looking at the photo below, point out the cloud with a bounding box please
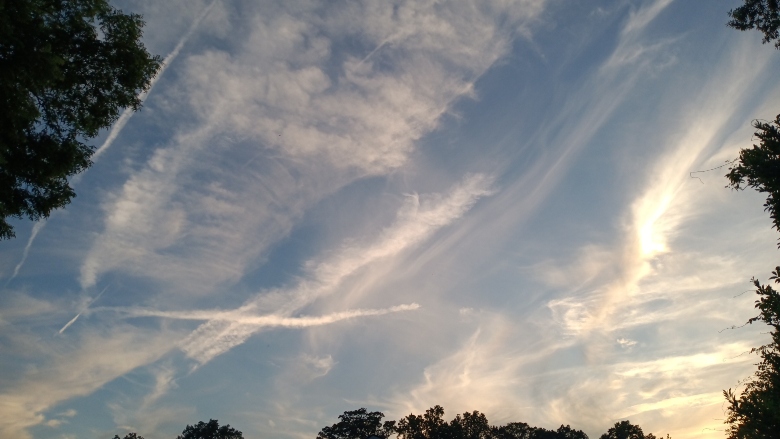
[603,0,678,71]
[91,0,220,162]
[377,10,780,439]
[6,220,45,284]
[0,325,179,439]
[178,174,494,365]
[78,0,543,295]
[102,303,420,328]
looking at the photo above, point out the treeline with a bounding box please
[113,407,667,439]
[317,407,666,439]
[721,1,780,438]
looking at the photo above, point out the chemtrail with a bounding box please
[91,0,218,161]
[6,220,45,285]
[8,1,219,280]
[58,285,109,334]
[91,303,421,327]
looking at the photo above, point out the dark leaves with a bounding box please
[0,0,161,238]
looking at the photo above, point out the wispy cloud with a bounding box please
[92,0,219,161]
[58,285,109,334]
[0,326,180,439]
[98,303,420,328]
[179,174,494,365]
[6,220,45,284]
[78,0,540,295]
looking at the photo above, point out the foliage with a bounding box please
[728,0,780,48]
[598,421,656,439]
[724,268,780,438]
[113,434,144,439]
[491,422,536,439]
[394,405,449,439]
[548,425,589,439]
[326,406,594,439]
[177,419,244,439]
[449,411,492,439]
[318,408,397,439]
[726,115,780,244]
[491,423,588,439]
[0,0,161,239]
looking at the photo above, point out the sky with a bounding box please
[2,1,780,438]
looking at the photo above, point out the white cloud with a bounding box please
[78,0,543,295]
[178,174,494,365]
[0,326,179,439]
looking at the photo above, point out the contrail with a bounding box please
[92,303,421,327]
[58,312,82,335]
[58,285,110,334]
[5,220,46,285]
[10,1,220,280]
[92,0,219,161]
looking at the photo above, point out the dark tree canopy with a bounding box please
[726,115,780,244]
[728,0,780,48]
[0,0,161,239]
[395,405,449,439]
[177,419,244,439]
[724,268,780,439]
[598,421,656,439]
[112,434,144,439]
[491,422,588,439]
[449,411,492,439]
[491,422,536,439]
[327,406,593,439]
[550,425,589,439]
[318,408,397,439]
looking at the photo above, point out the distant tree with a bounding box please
[728,0,780,48]
[112,434,144,439]
[0,0,161,239]
[177,419,244,439]
[320,406,594,439]
[726,114,780,244]
[598,421,656,439]
[395,405,450,439]
[723,267,780,438]
[491,422,535,439]
[449,410,492,439]
[318,408,397,439]
[553,425,589,439]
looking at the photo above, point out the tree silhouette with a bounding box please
[491,422,535,439]
[177,419,244,439]
[598,421,655,439]
[395,405,450,439]
[552,425,589,439]
[724,268,780,438]
[449,410,492,439]
[728,0,780,48]
[318,408,397,439]
[0,0,161,239]
[727,114,780,245]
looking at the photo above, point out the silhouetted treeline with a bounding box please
[317,407,667,439]
[112,410,668,439]
[723,2,780,439]
[114,419,243,439]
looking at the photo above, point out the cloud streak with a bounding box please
[178,174,494,365]
[92,0,218,161]
[96,303,420,327]
[6,220,45,284]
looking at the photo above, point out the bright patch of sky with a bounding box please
[1,1,779,438]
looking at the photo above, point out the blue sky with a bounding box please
[2,1,780,438]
